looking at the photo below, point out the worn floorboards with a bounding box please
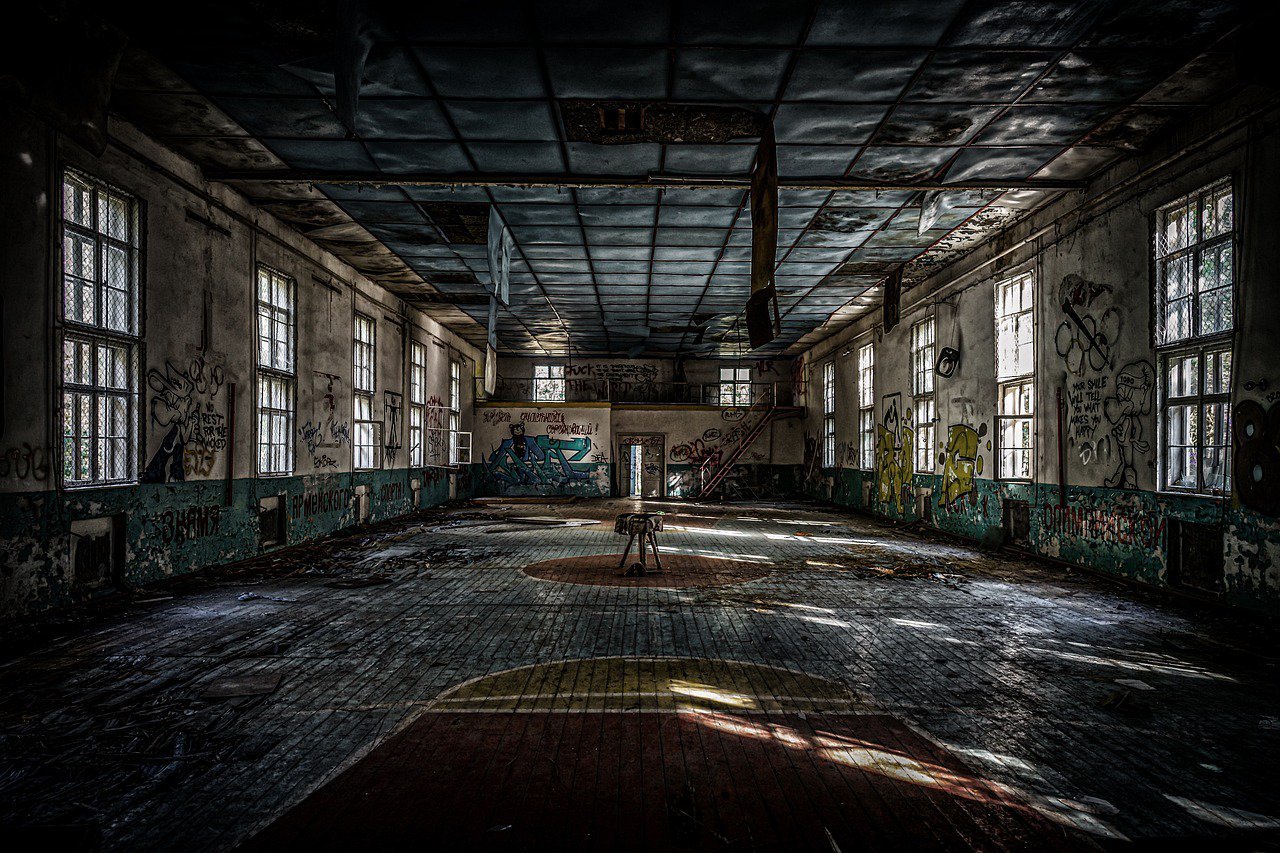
[0,499,1277,851]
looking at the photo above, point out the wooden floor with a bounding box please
[1,499,1277,851]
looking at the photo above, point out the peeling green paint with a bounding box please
[0,467,467,619]
[818,469,1278,613]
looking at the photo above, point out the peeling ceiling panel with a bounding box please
[101,0,1256,356]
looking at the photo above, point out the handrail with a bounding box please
[693,386,779,497]
[477,377,794,407]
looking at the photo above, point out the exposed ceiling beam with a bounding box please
[202,169,1087,192]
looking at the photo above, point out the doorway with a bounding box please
[618,435,664,498]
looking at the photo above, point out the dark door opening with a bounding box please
[619,435,664,498]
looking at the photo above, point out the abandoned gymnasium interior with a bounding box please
[2,1,1280,850]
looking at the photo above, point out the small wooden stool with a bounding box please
[614,512,664,576]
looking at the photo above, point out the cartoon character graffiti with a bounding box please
[142,355,225,483]
[1103,360,1154,489]
[485,422,593,488]
[939,423,986,508]
[874,395,915,513]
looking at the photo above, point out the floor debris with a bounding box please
[200,673,283,700]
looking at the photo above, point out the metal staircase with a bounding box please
[693,388,801,499]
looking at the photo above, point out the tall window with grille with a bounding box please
[858,342,875,469]
[995,272,1035,480]
[821,361,836,467]
[408,341,426,467]
[60,170,141,486]
[910,318,936,472]
[719,366,752,406]
[353,313,379,469]
[533,363,565,402]
[256,267,295,475]
[1156,179,1234,494]
[449,360,462,464]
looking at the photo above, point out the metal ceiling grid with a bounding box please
[103,0,1251,356]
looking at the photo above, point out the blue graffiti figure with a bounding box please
[486,423,591,487]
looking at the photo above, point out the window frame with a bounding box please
[448,360,462,465]
[719,366,752,407]
[353,312,380,470]
[1160,344,1232,495]
[821,360,836,468]
[1154,178,1235,348]
[533,363,565,403]
[1154,178,1237,497]
[910,317,936,473]
[408,340,426,467]
[995,271,1035,482]
[57,169,143,488]
[857,342,875,470]
[255,265,296,477]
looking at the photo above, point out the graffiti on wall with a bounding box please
[152,504,221,545]
[485,422,593,488]
[0,444,50,481]
[483,409,596,437]
[383,392,403,465]
[300,372,351,469]
[874,394,915,513]
[291,485,353,520]
[1102,360,1154,489]
[565,362,658,384]
[939,422,987,508]
[1066,375,1112,466]
[1054,274,1120,378]
[1041,503,1166,551]
[142,354,226,483]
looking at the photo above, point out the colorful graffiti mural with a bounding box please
[874,394,914,514]
[939,422,986,508]
[485,422,593,489]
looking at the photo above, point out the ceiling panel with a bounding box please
[105,0,1256,356]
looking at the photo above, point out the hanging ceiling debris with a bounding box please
[93,0,1256,357]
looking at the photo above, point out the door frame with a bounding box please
[617,433,665,498]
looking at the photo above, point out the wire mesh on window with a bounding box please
[257,268,295,374]
[61,171,138,339]
[62,332,135,486]
[1156,180,1234,345]
[257,374,293,475]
